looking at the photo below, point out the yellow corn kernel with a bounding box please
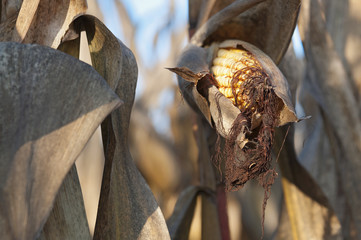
[211,65,235,77]
[218,87,249,109]
[217,49,257,67]
[218,49,244,59]
[218,87,240,98]
[214,75,241,88]
[213,57,248,70]
[218,87,236,105]
[212,48,261,110]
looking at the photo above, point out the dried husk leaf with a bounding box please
[344,0,361,105]
[274,126,342,240]
[190,0,300,64]
[0,42,121,240]
[13,0,87,48]
[190,0,267,46]
[276,42,343,239]
[195,117,223,239]
[169,44,212,125]
[64,15,170,239]
[0,13,17,42]
[57,37,80,59]
[0,0,22,23]
[187,0,205,36]
[38,166,91,240]
[174,40,297,140]
[170,45,241,137]
[298,0,361,237]
[12,0,40,42]
[167,186,212,239]
[216,40,298,126]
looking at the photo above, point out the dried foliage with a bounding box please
[170,38,297,237]
[289,0,361,239]
[0,42,120,239]
[0,1,168,239]
[1,0,361,239]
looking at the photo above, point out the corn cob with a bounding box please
[210,44,279,193]
[211,48,266,111]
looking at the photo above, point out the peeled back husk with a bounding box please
[170,39,298,191]
[172,39,297,138]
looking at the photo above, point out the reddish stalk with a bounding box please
[216,184,231,240]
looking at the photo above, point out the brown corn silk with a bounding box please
[171,39,297,238]
[211,44,282,192]
[172,40,297,191]
[211,44,284,237]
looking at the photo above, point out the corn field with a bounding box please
[0,0,360,239]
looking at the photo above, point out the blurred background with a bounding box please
[75,0,305,239]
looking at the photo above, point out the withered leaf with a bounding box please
[190,0,267,46]
[188,0,205,37]
[275,126,342,239]
[0,0,22,23]
[65,15,170,239]
[167,186,213,240]
[272,26,342,239]
[173,44,213,126]
[298,0,361,237]
[57,37,80,59]
[38,166,91,240]
[0,42,121,240]
[13,0,41,42]
[167,67,207,83]
[194,117,222,239]
[201,193,222,240]
[13,0,87,48]
[190,0,301,63]
[0,13,17,42]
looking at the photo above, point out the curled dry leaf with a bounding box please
[12,0,41,42]
[274,126,342,240]
[0,0,22,42]
[0,0,87,47]
[62,15,170,239]
[0,42,121,240]
[171,39,297,192]
[194,117,222,239]
[38,166,91,240]
[190,0,266,46]
[0,0,22,23]
[298,0,361,237]
[0,13,17,42]
[167,186,213,240]
[190,0,301,63]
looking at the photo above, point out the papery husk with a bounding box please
[173,39,297,141]
[215,40,298,126]
[176,0,301,238]
[171,38,299,239]
[172,39,297,192]
[189,0,301,64]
